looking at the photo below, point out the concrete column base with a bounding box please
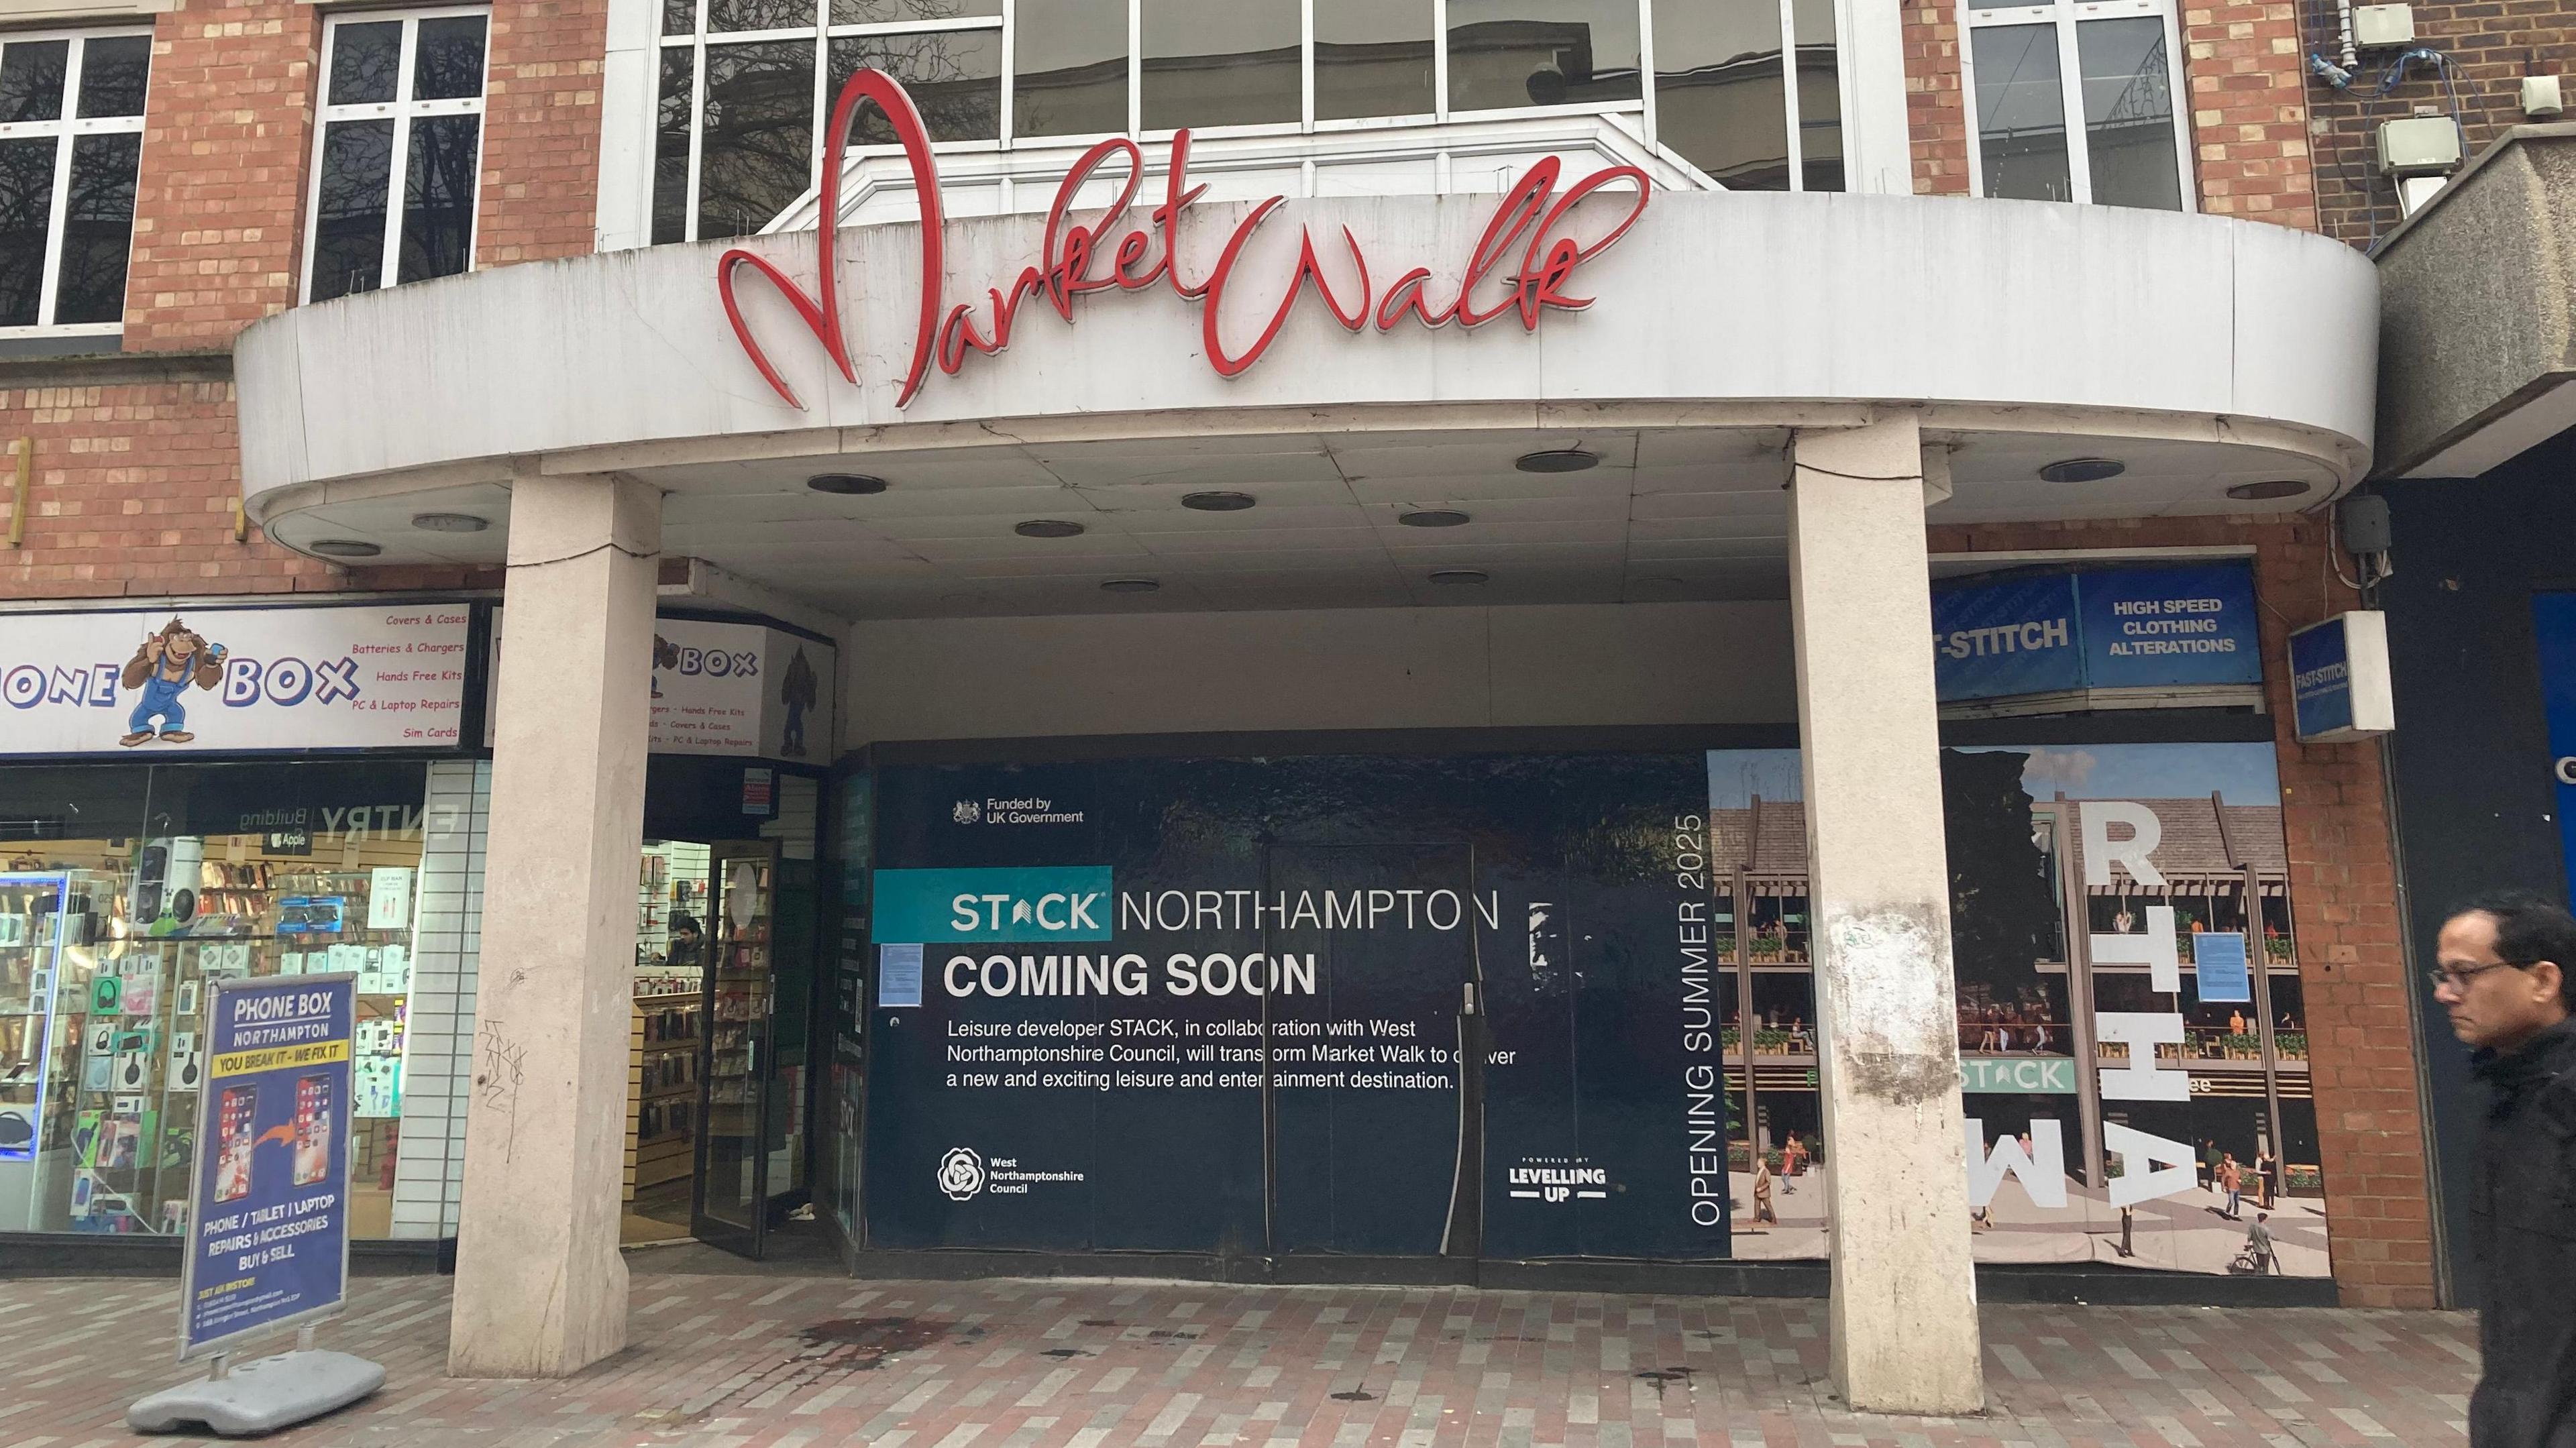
[448,474,661,1378]
[1788,415,1986,1414]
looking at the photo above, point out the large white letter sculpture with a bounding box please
[2104,1123,2198,1207]
[1964,1118,2069,1210]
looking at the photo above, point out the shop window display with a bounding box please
[0,763,429,1237]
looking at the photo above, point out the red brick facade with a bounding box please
[476,0,612,266]
[1931,514,2437,1309]
[2308,0,2571,245]
[1904,3,1972,197]
[2181,0,2319,229]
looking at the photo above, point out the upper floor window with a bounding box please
[0,29,150,334]
[305,8,490,303]
[1962,0,2187,209]
[651,0,1841,244]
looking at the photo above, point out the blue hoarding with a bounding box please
[1933,564,2262,704]
[180,973,354,1361]
[2532,594,2576,906]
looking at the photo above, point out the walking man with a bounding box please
[2243,1212,2278,1274]
[2434,893,2576,1448]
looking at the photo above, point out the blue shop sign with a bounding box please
[1931,575,2083,701]
[1933,564,2261,703]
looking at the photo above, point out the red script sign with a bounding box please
[718,71,1652,411]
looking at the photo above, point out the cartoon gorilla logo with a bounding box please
[651,634,680,699]
[779,646,818,758]
[119,618,225,746]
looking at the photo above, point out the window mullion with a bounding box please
[2161,4,2196,212]
[1299,0,1313,133]
[809,0,826,199]
[382,18,421,288]
[1778,0,1804,191]
[1432,0,1448,122]
[35,39,86,327]
[1126,0,1140,137]
[2056,11,2090,205]
[998,0,1014,152]
[686,9,708,241]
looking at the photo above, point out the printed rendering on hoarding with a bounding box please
[864,754,1723,1263]
[721,71,1650,412]
[861,744,2329,1277]
[1714,742,2324,1276]
[0,606,472,757]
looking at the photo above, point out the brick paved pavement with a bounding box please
[0,1266,2477,1447]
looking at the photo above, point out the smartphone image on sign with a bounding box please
[215,1084,258,1203]
[292,1073,332,1187]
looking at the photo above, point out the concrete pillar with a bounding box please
[1786,415,1984,1414]
[449,474,661,1377]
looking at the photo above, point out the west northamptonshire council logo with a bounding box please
[938,1146,985,1201]
[952,800,981,824]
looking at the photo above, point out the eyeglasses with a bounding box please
[2426,962,2519,992]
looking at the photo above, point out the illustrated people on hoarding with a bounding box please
[2220,1155,2244,1219]
[2241,1212,2278,1275]
[1751,1156,1777,1225]
[2432,891,2576,1448]
[2257,1148,2279,1209]
[2199,1137,2222,1190]
[780,646,818,758]
[118,618,225,747]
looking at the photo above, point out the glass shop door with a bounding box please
[691,842,780,1257]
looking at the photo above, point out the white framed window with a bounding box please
[0,27,151,335]
[649,0,1844,245]
[1958,0,2190,210]
[304,7,490,304]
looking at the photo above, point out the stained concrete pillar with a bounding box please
[449,474,661,1377]
[1786,415,1984,1414]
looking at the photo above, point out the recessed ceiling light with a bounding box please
[1399,509,1471,528]
[2038,457,2126,484]
[1515,448,1599,474]
[409,512,488,533]
[1181,491,1256,512]
[808,473,888,495]
[2226,479,2310,501]
[310,539,382,559]
[1428,569,1489,586]
[1015,519,1085,539]
[1100,577,1161,594]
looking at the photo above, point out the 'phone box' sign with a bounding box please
[178,973,356,1361]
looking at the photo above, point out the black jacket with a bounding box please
[2471,1015,2576,1448]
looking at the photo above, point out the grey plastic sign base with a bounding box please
[128,1350,385,1437]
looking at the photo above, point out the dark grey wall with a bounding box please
[2374,426,2576,1307]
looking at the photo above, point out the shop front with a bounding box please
[0,600,481,1256]
[227,65,2394,1399]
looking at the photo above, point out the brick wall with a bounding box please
[1905,3,1972,196]
[0,377,496,601]
[476,0,613,266]
[2183,0,2320,228]
[1929,512,2437,1309]
[2307,1,2571,246]
[122,2,318,351]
